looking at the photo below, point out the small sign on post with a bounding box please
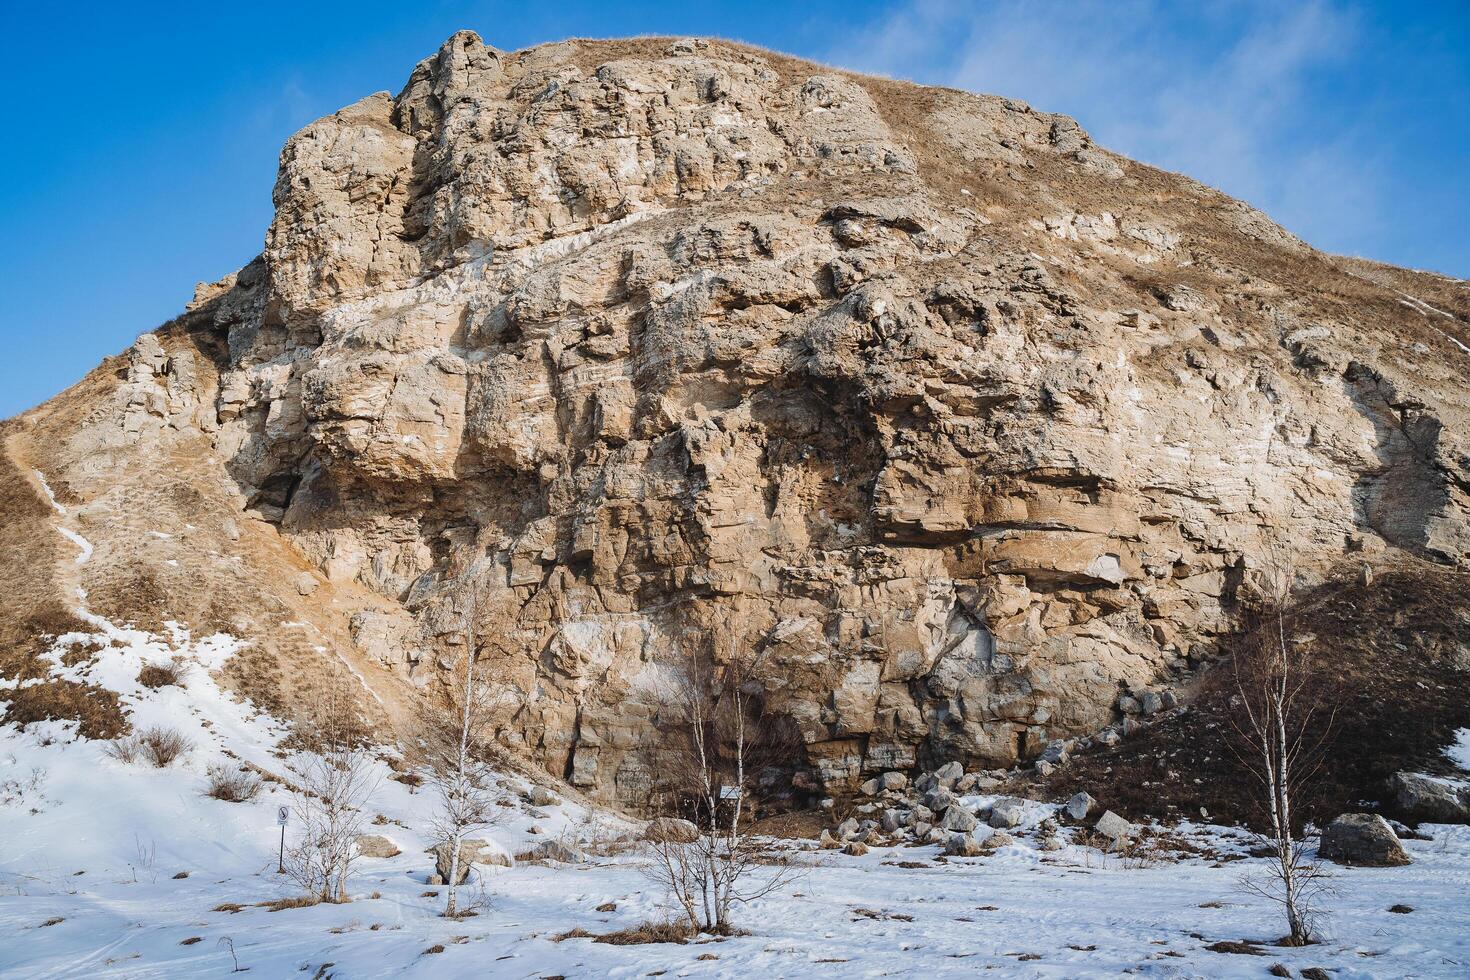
[276,805,289,874]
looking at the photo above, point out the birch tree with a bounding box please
[425,579,503,918]
[285,687,379,903]
[1229,572,1335,946]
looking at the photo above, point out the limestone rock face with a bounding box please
[6,33,1470,808]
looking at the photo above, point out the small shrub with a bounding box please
[205,765,262,802]
[260,895,322,912]
[592,920,694,945]
[139,726,192,767]
[105,735,141,764]
[110,726,192,767]
[137,659,189,690]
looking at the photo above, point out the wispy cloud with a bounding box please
[831,0,1385,255]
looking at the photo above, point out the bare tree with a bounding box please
[643,635,803,935]
[1229,571,1335,946]
[425,579,504,918]
[284,687,380,903]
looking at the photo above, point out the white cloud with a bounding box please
[830,0,1384,255]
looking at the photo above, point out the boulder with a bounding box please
[1039,740,1070,765]
[430,837,512,883]
[842,840,870,856]
[527,786,560,807]
[924,788,958,813]
[355,834,401,859]
[643,817,700,843]
[1391,772,1470,823]
[988,798,1025,829]
[1066,792,1096,821]
[939,805,979,832]
[835,817,860,840]
[880,809,905,833]
[1319,813,1411,867]
[878,771,909,792]
[818,829,841,849]
[945,833,985,857]
[530,840,586,864]
[987,831,1016,848]
[1095,728,1121,748]
[860,777,881,796]
[1093,810,1135,846]
[934,761,964,785]
[1140,692,1163,716]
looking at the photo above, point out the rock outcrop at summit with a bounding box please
[5,31,1469,807]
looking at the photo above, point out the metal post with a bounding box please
[276,804,289,874]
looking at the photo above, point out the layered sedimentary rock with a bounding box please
[6,32,1470,806]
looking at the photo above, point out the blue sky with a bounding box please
[1,0,1466,418]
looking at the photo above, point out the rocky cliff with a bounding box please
[4,31,1469,808]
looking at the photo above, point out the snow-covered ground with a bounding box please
[3,633,1470,979]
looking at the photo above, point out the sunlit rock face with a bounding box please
[16,31,1469,806]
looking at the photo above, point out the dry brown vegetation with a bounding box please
[4,678,128,741]
[108,725,193,767]
[137,658,189,689]
[554,920,696,945]
[1043,560,1470,828]
[205,765,263,802]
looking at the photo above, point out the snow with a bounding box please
[33,469,65,515]
[4,638,1470,980]
[1400,292,1456,319]
[1448,729,1470,772]
[55,527,92,566]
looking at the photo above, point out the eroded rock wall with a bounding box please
[17,32,1470,806]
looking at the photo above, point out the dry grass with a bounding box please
[554,920,696,945]
[204,765,262,802]
[137,658,189,690]
[596,920,700,944]
[108,726,193,767]
[3,679,128,741]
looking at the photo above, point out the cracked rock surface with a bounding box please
[4,32,1469,807]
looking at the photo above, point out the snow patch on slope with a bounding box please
[1448,728,1470,772]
